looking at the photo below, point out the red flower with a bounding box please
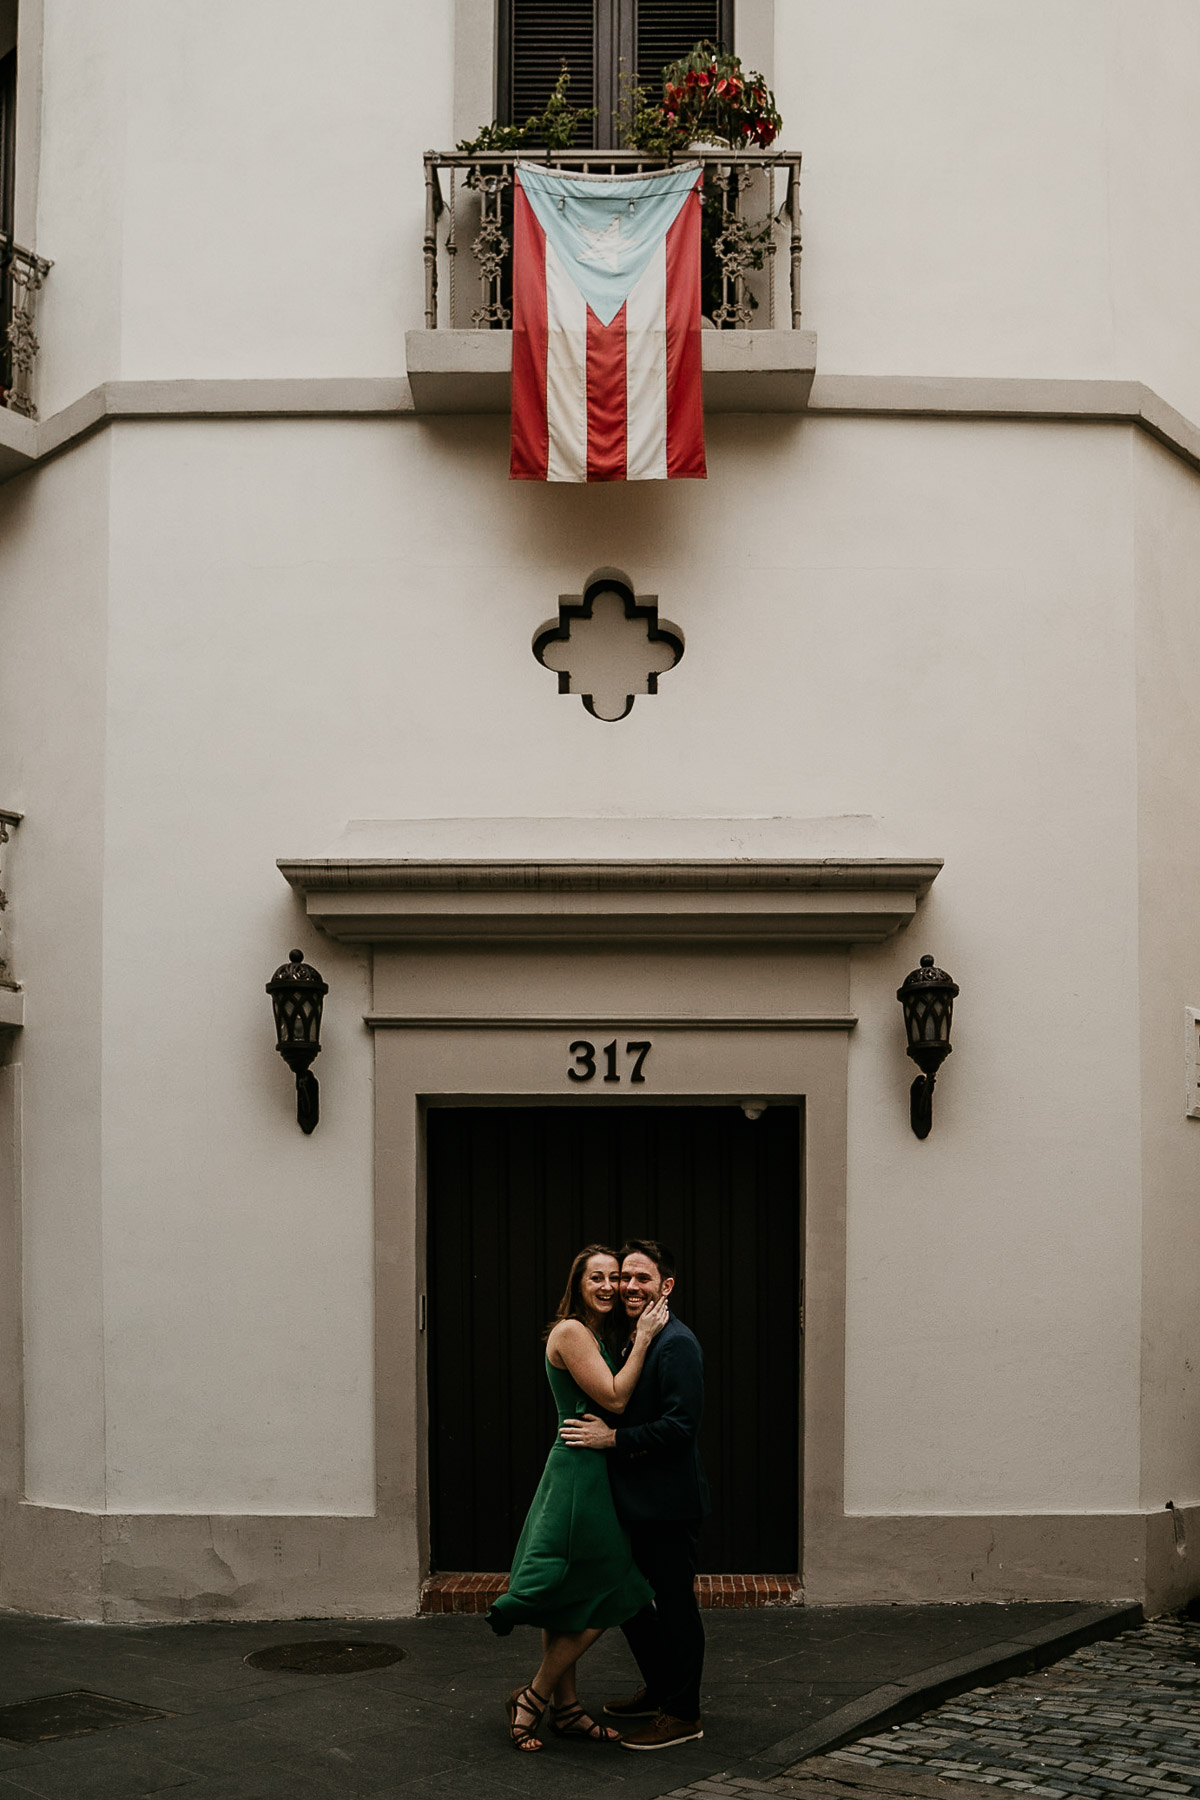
[697,70,709,86]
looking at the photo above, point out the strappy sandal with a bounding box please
[550,1701,621,1743]
[505,1683,549,1752]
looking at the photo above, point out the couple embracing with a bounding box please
[487,1238,710,1753]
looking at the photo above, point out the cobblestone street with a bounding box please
[659,1614,1200,1800]
[827,1615,1200,1800]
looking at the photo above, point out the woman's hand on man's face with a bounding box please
[635,1292,670,1342]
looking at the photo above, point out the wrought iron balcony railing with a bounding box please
[422,148,802,335]
[0,235,51,420]
[0,809,19,989]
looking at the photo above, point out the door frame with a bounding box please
[370,1009,852,1602]
[422,1093,807,1575]
[279,832,941,1610]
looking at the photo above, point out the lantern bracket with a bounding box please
[266,948,328,1134]
[896,954,959,1140]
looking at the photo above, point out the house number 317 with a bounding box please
[567,1040,652,1084]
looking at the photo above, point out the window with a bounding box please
[0,49,14,239]
[499,0,734,150]
[0,29,17,401]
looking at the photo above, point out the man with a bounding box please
[559,1237,710,1750]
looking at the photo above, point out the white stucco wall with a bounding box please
[100,423,377,1512]
[1133,435,1200,1512]
[0,437,111,1508]
[785,0,1114,382]
[32,0,127,416]
[1109,2,1200,429]
[7,0,1199,1572]
[18,2,1200,423]
[18,410,1129,1515]
[780,1,1200,423]
[28,1,454,406]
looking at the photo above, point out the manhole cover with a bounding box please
[0,1691,170,1745]
[244,1640,405,1675]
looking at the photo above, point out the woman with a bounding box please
[488,1243,669,1752]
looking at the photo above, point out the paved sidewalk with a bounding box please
[0,1601,1132,1799]
[660,1614,1200,1800]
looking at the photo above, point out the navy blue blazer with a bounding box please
[606,1314,711,1526]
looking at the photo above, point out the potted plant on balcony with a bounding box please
[623,44,784,327]
[623,42,782,155]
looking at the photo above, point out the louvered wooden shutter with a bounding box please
[501,0,596,135]
[0,49,15,398]
[499,2,736,149]
[636,1,733,95]
[0,51,14,237]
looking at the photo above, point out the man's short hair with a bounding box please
[620,1238,676,1281]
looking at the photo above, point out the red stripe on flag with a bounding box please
[586,302,627,481]
[510,178,549,481]
[665,185,706,480]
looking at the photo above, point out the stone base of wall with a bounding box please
[2,1501,1196,1622]
[804,1505,1200,1617]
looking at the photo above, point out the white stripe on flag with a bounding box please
[623,239,669,482]
[544,237,588,483]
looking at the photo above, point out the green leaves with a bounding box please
[622,40,783,153]
[456,63,597,157]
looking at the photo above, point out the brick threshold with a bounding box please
[421,1573,802,1613]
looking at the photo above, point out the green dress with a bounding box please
[487,1348,654,1635]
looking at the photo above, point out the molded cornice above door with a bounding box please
[277,817,943,946]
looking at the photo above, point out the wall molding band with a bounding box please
[363,1014,859,1030]
[809,375,1200,475]
[3,373,1200,486]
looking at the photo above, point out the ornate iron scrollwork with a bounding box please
[469,170,513,329]
[1,239,52,419]
[0,811,20,988]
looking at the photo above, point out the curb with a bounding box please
[731,1600,1144,1782]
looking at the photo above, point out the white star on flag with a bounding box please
[511,162,707,482]
[577,214,623,271]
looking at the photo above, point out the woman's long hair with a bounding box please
[543,1243,624,1355]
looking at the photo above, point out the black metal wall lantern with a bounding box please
[266,949,327,1134]
[896,954,959,1140]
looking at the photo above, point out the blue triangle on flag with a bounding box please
[517,163,701,327]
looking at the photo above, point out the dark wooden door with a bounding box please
[426,1104,802,1573]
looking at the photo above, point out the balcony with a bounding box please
[407,148,816,414]
[0,808,20,1032]
[0,235,49,420]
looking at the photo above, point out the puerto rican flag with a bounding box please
[510,162,706,482]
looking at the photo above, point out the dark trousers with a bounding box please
[620,1519,705,1722]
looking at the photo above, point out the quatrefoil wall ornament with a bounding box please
[533,570,684,721]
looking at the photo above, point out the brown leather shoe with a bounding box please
[618,1712,704,1750]
[602,1684,659,1719]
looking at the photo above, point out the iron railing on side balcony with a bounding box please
[0,810,19,988]
[0,234,50,419]
[422,148,802,335]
